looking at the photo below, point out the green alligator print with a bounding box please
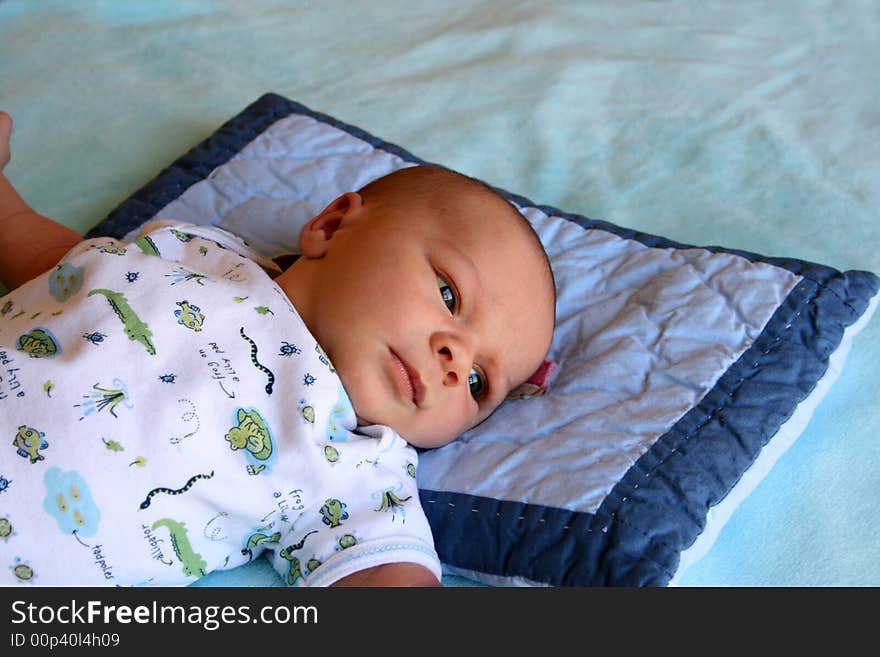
[151,518,207,579]
[87,289,156,355]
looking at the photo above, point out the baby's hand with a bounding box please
[0,112,11,171]
[0,117,83,290]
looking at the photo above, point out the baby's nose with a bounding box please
[433,333,472,387]
[437,346,463,386]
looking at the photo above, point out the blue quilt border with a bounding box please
[87,93,880,586]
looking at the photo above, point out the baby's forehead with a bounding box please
[430,189,532,241]
[442,203,554,305]
[364,167,556,313]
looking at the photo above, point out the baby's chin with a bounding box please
[345,385,468,448]
[354,414,457,450]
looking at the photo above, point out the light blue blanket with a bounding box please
[1,0,877,586]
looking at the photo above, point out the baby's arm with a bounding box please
[0,112,83,290]
[331,563,442,587]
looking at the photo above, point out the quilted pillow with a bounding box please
[88,93,879,586]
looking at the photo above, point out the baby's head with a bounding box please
[279,165,556,448]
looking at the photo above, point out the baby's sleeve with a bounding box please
[266,425,441,587]
[131,219,283,275]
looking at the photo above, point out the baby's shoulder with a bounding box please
[133,220,282,276]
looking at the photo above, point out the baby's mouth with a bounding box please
[389,349,425,407]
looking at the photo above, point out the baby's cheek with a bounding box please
[423,407,477,447]
[472,402,501,430]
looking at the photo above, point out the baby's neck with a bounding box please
[272,256,318,338]
[271,253,300,272]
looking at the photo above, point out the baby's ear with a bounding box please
[299,192,363,258]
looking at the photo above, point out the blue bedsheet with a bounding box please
[1,0,877,586]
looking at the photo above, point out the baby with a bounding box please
[0,112,555,587]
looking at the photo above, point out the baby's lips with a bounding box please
[402,355,426,406]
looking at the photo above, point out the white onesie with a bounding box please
[0,221,440,586]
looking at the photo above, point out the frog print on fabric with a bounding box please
[16,327,61,358]
[224,408,274,464]
[174,300,205,332]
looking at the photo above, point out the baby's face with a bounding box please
[282,184,554,448]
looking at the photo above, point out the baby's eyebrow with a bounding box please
[438,241,481,316]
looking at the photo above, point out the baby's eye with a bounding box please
[467,367,487,401]
[437,274,456,312]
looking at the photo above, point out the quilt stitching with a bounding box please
[592,282,823,556]
[421,495,678,581]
